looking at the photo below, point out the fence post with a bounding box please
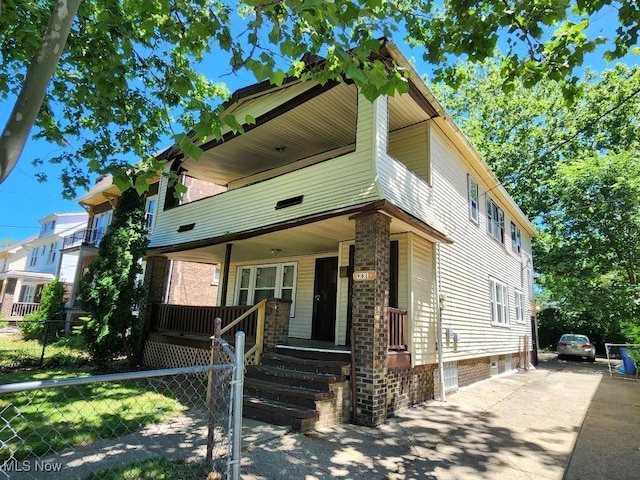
[39,320,52,367]
[206,318,222,465]
[230,331,245,480]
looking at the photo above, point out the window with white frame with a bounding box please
[47,242,57,264]
[467,174,479,224]
[22,285,36,303]
[92,211,112,245]
[211,264,220,285]
[235,263,297,317]
[29,249,38,267]
[510,222,521,253]
[145,196,158,232]
[42,220,55,234]
[514,289,525,323]
[486,198,505,243]
[489,277,509,326]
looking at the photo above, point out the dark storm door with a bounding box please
[312,257,338,342]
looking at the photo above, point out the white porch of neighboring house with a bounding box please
[0,271,55,320]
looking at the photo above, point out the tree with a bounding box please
[78,186,148,368]
[1,0,638,193]
[20,276,66,342]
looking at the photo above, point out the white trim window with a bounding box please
[47,242,57,264]
[211,264,220,286]
[487,198,505,243]
[145,196,158,232]
[467,174,479,224]
[29,249,38,267]
[510,222,521,253]
[514,289,525,323]
[23,285,36,303]
[490,277,509,326]
[235,262,297,316]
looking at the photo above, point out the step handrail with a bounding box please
[216,298,267,365]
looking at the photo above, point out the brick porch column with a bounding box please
[263,298,292,350]
[0,278,17,318]
[351,211,391,426]
[135,256,170,362]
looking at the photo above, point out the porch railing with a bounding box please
[10,302,40,317]
[388,307,408,351]
[151,304,257,337]
[217,299,267,366]
[62,228,104,249]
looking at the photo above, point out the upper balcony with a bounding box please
[62,228,104,250]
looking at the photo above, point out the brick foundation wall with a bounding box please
[458,357,491,388]
[263,299,292,349]
[386,364,436,415]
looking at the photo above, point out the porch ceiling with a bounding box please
[159,209,442,265]
[179,82,428,186]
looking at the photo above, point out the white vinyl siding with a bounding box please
[490,277,509,326]
[428,123,532,360]
[387,121,430,184]
[409,234,436,366]
[151,96,380,249]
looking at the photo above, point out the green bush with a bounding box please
[18,278,66,342]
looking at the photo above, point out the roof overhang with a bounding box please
[0,271,55,282]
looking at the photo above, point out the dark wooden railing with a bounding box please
[62,228,104,249]
[388,307,408,351]
[10,302,40,318]
[150,304,257,338]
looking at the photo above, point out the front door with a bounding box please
[312,257,338,342]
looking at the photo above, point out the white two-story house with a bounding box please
[0,212,87,319]
[140,40,536,429]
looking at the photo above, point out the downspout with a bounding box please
[434,243,446,402]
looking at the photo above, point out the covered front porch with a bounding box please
[142,206,447,426]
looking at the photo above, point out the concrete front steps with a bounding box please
[243,350,351,431]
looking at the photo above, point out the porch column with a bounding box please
[0,278,17,318]
[352,211,391,426]
[135,256,170,362]
[263,298,292,349]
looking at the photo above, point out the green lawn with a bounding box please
[86,457,215,480]
[0,330,90,369]
[0,332,188,462]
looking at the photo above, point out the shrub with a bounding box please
[18,278,66,342]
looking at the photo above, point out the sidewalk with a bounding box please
[239,356,640,479]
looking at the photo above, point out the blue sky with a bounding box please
[0,7,634,243]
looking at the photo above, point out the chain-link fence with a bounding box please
[0,333,245,480]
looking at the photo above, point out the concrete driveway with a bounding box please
[239,353,640,479]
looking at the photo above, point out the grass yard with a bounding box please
[0,330,189,463]
[86,457,217,480]
[0,327,90,369]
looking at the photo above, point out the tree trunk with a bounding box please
[0,0,82,183]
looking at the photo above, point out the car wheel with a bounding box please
[588,357,596,363]
[558,354,564,360]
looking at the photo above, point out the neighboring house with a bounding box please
[140,40,537,429]
[62,174,225,324]
[0,213,88,319]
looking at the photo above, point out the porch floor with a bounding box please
[278,338,351,354]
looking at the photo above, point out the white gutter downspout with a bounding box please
[434,243,446,402]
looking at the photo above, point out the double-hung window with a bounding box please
[514,290,525,323]
[235,263,297,317]
[489,277,509,326]
[145,196,158,232]
[29,249,38,267]
[510,222,521,253]
[487,198,504,243]
[47,242,56,264]
[467,175,479,224]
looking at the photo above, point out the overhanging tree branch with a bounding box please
[0,0,81,183]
